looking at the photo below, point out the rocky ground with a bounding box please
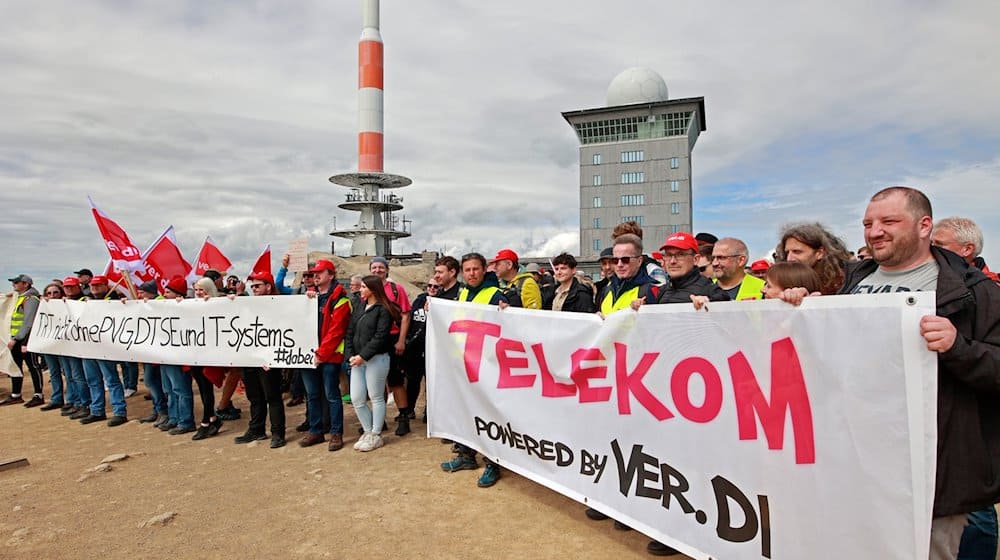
[0,384,678,559]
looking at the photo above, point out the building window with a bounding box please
[621,171,645,184]
[671,224,681,233]
[670,157,680,169]
[621,215,644,226]
[671,202,680,214]
[621,194,645,207]
[593,239,601,251]
[593,196,601,208]
[621,150,644,163]
[593,217,601,228]
[593,175,602,186]
[593,153,602,165]
[572,111,692,145]
[670,180,680,192]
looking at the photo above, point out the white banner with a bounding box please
[27,296,318,369]
[426,294,938,560]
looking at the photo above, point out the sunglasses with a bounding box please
[697,265,708,272]
[427,284,441,290]
[45,290,62,296]
[249,283,266,290]
[611,255,640,265]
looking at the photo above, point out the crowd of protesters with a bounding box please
[2,185,998,560]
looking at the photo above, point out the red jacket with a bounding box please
[316,283,352,364]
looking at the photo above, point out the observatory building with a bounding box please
[562,67,706,257]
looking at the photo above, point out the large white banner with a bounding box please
[27,296,318,369]
[426,294,938,560]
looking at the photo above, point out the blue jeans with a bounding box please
[143,364,167,414]
[160,365,194,429]
[65,357,89,407]
[302,363,344,436]
[43,354,65,405]
[98,359,127,417]
[350,353,390,435]
[121,362,139,392]
[82,359,106,415]
[959,507,998,560]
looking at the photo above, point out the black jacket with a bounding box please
[655,267,730,305]
[543,278,597,313]
[344,302,394,361]
[840,246,1000,516]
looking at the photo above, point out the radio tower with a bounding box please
[330,0,412,257]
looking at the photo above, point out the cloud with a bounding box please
[2,0,999,286]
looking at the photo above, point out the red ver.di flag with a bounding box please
[88,196,144,272]
[250,244,271,277]
[142,226,192,292]
[188,236,233,284]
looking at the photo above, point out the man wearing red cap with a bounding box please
[650,232,730,305]
[58,277,92,418]
[299,259,351,451]
[489,248,542,310]
[749,259,771,279]
[234,271,288,448]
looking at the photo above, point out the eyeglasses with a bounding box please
[711,254,743,262]
[662,251,695,261]
[611,255,641,265]
[427,284,441,290]
[45,291,62,296]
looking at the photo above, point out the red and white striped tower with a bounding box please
[330,0,412,257]
[358,0,383,172]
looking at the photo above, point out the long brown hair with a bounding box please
[362,275,402,324]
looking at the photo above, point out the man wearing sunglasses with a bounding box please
[595,234,658,317]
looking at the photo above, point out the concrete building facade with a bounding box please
[562,68,706,257]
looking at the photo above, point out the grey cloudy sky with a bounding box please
[2,0,999,285]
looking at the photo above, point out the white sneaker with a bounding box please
[124,389,137,398]
[368,434,384,451]
[356,433,375,452]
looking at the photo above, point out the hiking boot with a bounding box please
[299,433,325,447]
[395,416,410,436]
[646,541,681,556]
[234,431,267,444]
[441,454,478,472]
[328,434,343,452]
[585,508,610,521]
[107,415,128,427]
[70,408,91,420]
[80,414,107,424]
[139,412,159,423]
[477,463,501,488]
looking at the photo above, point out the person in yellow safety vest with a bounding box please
[489,248,542,309]
[442,252,508,488]
[2,274,44,407]
[595,233,658,317]
[711,237,766,301]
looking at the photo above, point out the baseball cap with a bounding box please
[248,271,275,285]
[62,277,81,287]
[489,249,518,264]
[750,259,771,272]
[694,233,718,246]
[651,251,663,261]
[308,259,336,274]
[8,274,32,284]
[599,247,614,260]
[74,268,94,276]
[660,232,700,253]
[90,275,109,285]
[369,256,389,268]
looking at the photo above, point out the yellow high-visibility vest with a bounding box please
[459,286,500,305]
[600,286,640,315]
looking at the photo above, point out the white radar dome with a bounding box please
[606,67,669,106]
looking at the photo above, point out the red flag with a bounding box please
[89,196,144,272]
[142,226,192,293]
[188,236,232,284]
[250,244,271,277]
